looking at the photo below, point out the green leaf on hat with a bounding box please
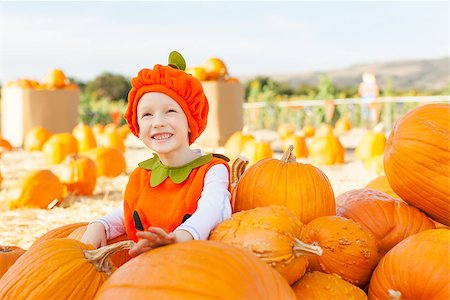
[168,51,186,71]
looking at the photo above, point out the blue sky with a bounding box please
[0,1,448,83]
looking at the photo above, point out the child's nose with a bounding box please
[152,114,166,127]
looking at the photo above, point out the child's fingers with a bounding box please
[147,227,169,238]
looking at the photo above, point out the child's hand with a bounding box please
[80,222,107,249]
[128,227,176,257]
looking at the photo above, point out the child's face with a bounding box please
[137,92,190,155]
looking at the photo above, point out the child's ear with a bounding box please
[188,128,192,133]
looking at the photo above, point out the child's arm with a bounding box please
[81,206,125,248]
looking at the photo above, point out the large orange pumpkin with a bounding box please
[292,271,367,300]
[336,188,435,254]
[368,229,450,300]
[23,127,52,151]
[0,239,133,299]
[365,175,401,199]
[0,246,26,279]
[58,154,97,195]
[72,123,97,152]
[31,222,88,248]
[209,205,323,284]
[384,104,450,225]
[42,133,78,164]
[8,170,64,209]
[95,240,296,299]
[306,216,380,287]
[235,146,335,223]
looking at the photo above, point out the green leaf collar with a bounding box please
[138,153,213,187]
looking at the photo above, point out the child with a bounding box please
[81,52,232,257]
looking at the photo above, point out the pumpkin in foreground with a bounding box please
[95,240,296,300]
[209,205,323,284]
[0,246,26,279]
[0,239,133,299]
[368,229,450,300]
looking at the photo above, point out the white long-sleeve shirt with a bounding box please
[94,163,231,241]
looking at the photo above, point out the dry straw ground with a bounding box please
[0,129,378,249]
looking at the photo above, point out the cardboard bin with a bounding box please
[1,86,80,147]
[194,81,244,149]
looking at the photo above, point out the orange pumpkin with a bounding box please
[355,131,386,162]
[68,226,132,268]
[185,66,208,81]
[365,175,401,199]
[209,205,323,284]
[45,69,66,88]
[95,240,296,299]
[235,146,335,224]
[336,188,435,254]
[224,131,255,161]
[100,131,125,153]
[58,154,97,195]
[117,124,131,140]
[0,137,12,155]
[31,222,88,248]
[241,139,273,165]
[292,271,367,300]
[23,127,52,151]
[84,147,126,178]
[315,123,334,136]
[302,125,315,138]
[368,229,450,300]
[277,123,296,140]
[0,246,26,279]
[282,135,308,158]
[334,117,352,134]
[42,133,78,164]
[8,170,64,209]
[203,57,228,80]
[384,104,450,225]
[72,123,97,152]
[0,239,133,299]
[92,124,104,141]
[309,133,345,165]
[306,216,380,287]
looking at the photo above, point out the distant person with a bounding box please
[358,73,380,128]
[81,52,232,257]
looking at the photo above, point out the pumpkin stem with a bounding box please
[231,156,249,188]
[293,239,323,257]
[281,145,296,163]
[388,289,401,300]
[84,240,134,275]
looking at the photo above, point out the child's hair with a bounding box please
[124,63,209,145]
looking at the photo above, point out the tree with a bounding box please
[85,73,131,101]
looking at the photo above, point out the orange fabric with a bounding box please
[123,157,230,242]
[124,64,209,145]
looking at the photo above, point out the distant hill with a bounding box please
[239,57,449,91]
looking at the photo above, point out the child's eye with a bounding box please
[142,113,152,118]
[167,109,177,113]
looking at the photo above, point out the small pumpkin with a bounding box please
[0,137,13,155]
[235,146,336,224]
[185,66,208,81]
[241,139,273,165]
[42,133,78,164]
[100,131,125,153]
[277,123,296,140]
[58,154,97,195]
[309,133,345,165]
[203,57,228,80]
[368,229,450,300]
[355,131,386,162]
[84,147,126,178]
[292,271,367,300]
[95,240,296,299]
[23,127,52,152]
[302,125,315,138]
[334,117,352,134]
[72,123,97,152]
[224,131,255,161]
[336,188,435,254]
[0,246,26,279]
[8,170,64,209]
[0,239,134,299]
[45,69,66,88]
[209,205,323,284]
[384,104,450,225]
[306,216,380,287]
[282,135,308,158]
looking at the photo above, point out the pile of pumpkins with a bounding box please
[4,69,78,90]
[0,104,449,299]
[0,122,130,210]
[185,57,239,83]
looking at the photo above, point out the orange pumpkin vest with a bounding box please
[124,157,230,242]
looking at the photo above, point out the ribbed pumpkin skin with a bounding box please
[292,271,367,300]
[0,239,107,299]
[365,175,401,200]
[31,222,88,248]
[85,147,126,178]
[368,229,450,300]
[209,205,315,284]
[234,158,335,224]
[59,155,97,195]
[384,104,450,225]
[336,188,435,254]
[306,216,380,287]
[95,240,296,300]
[0,246,26,279]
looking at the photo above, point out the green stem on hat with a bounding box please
[168,51,186,71]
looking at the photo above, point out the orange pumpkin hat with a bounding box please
[124,63,209,145]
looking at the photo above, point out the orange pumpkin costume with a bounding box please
[124,154,230,242]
